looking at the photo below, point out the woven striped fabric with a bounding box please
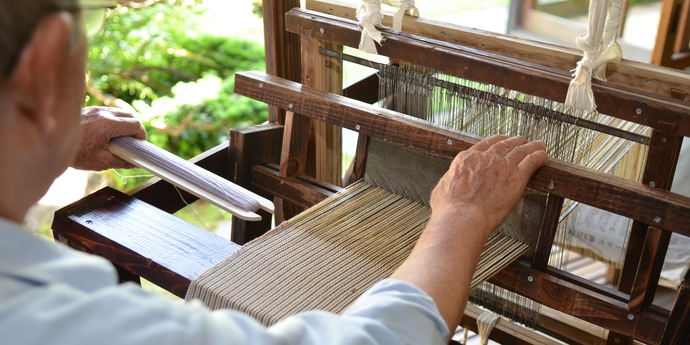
[186,181,528,326]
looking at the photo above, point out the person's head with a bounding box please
[0,0,91,222]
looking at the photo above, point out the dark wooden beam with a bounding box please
[229,124,284,244]
[285,8,690,136]
[52,187,240,298]
[262,0,301,124]
[234,71,690,237]
[252,163,341,208]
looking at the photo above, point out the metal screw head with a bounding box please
[86,220,93,224]
[527,276,534,282]
[649,181,656,187]
[325,60,330,66]
[628,314,635,320]
[288,103,293,109]
[355,124,361,131]
[548,182,555,190]
[280,180,285,185]
[654,216,662,224]
[319,28,325,34]
[259,83,263,88]
[646,80,652,85]
[615,338,620,344]
[636,108,643,115]
[447,139,453,145]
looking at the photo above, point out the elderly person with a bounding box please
[0,1,548,344]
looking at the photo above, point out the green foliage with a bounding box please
[86,2,268,160]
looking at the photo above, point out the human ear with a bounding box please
[8,12,76,134]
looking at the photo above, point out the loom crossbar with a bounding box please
[285,8,690,136]
[234,71,690,237]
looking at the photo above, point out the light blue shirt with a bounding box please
[0,217,449,345]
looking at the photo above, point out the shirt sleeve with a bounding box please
[1,278,448,345]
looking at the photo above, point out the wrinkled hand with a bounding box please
[429,135,549,237]
[71,106,146,171]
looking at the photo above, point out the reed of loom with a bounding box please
[231,2,690,344]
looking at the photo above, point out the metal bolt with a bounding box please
[628,314,635,320]
[615,338,620,344]
[527,276,534,282]
[548,182,555,190]
[447,139,453,145]
[288,103,293,109]
[280,180,285,185]
[646,80,652,85]
[319,28,325,34]
[355,124,361,131]
[654,216,662,224]
[259,83,263,88]
[325,60,330,66]
[649,181,656,187]
[636,108,643,115]
[86,220,93,224]
[441,31,446,35]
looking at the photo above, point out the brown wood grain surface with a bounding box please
[490,263,667,345]
[252,164,340,208]
[52,187,240,298]
[229,124,283,244]
[285,8,690,136]
[306,0,690,104]
[234,71,690,237]
[262,0,301,124]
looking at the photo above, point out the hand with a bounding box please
[71,106,146,171]
[429,135,548,238]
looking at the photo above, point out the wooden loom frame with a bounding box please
[51,1,690,344]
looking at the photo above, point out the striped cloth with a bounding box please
[186,181,528,326]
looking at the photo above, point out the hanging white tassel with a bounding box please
[565,0,623,112]
[477,311,500,345]
[357,0,385,54]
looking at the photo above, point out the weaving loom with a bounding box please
[51,1,690,344]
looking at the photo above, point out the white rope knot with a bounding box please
[565,0,623,112]
[357,0,385,54]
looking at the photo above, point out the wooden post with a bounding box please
[652,0,685,66]
[262,0,301,124]
[229,124,283,244]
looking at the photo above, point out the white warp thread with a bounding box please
[565,0,623,112]
[110,137,260,212]
[477,310,500,345]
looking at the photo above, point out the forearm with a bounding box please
[390,209,492,335]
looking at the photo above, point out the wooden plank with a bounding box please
[344,134,370,186]
[229,124,283,244]
[661,281,690,344]
[531,194,565,271]
[306,0,690,105]
[252,163,341,208]
[234,71,690,237]
[628,226,673,312]
[653,0,685,67]
[620,122,683,297]
[280,111,312,178]
[51,187,240,298]
[490,263,668,345]
[285,8,690,136]
[262,0,301,124]
[129,141,229,214]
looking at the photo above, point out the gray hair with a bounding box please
[0,0,79,79]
